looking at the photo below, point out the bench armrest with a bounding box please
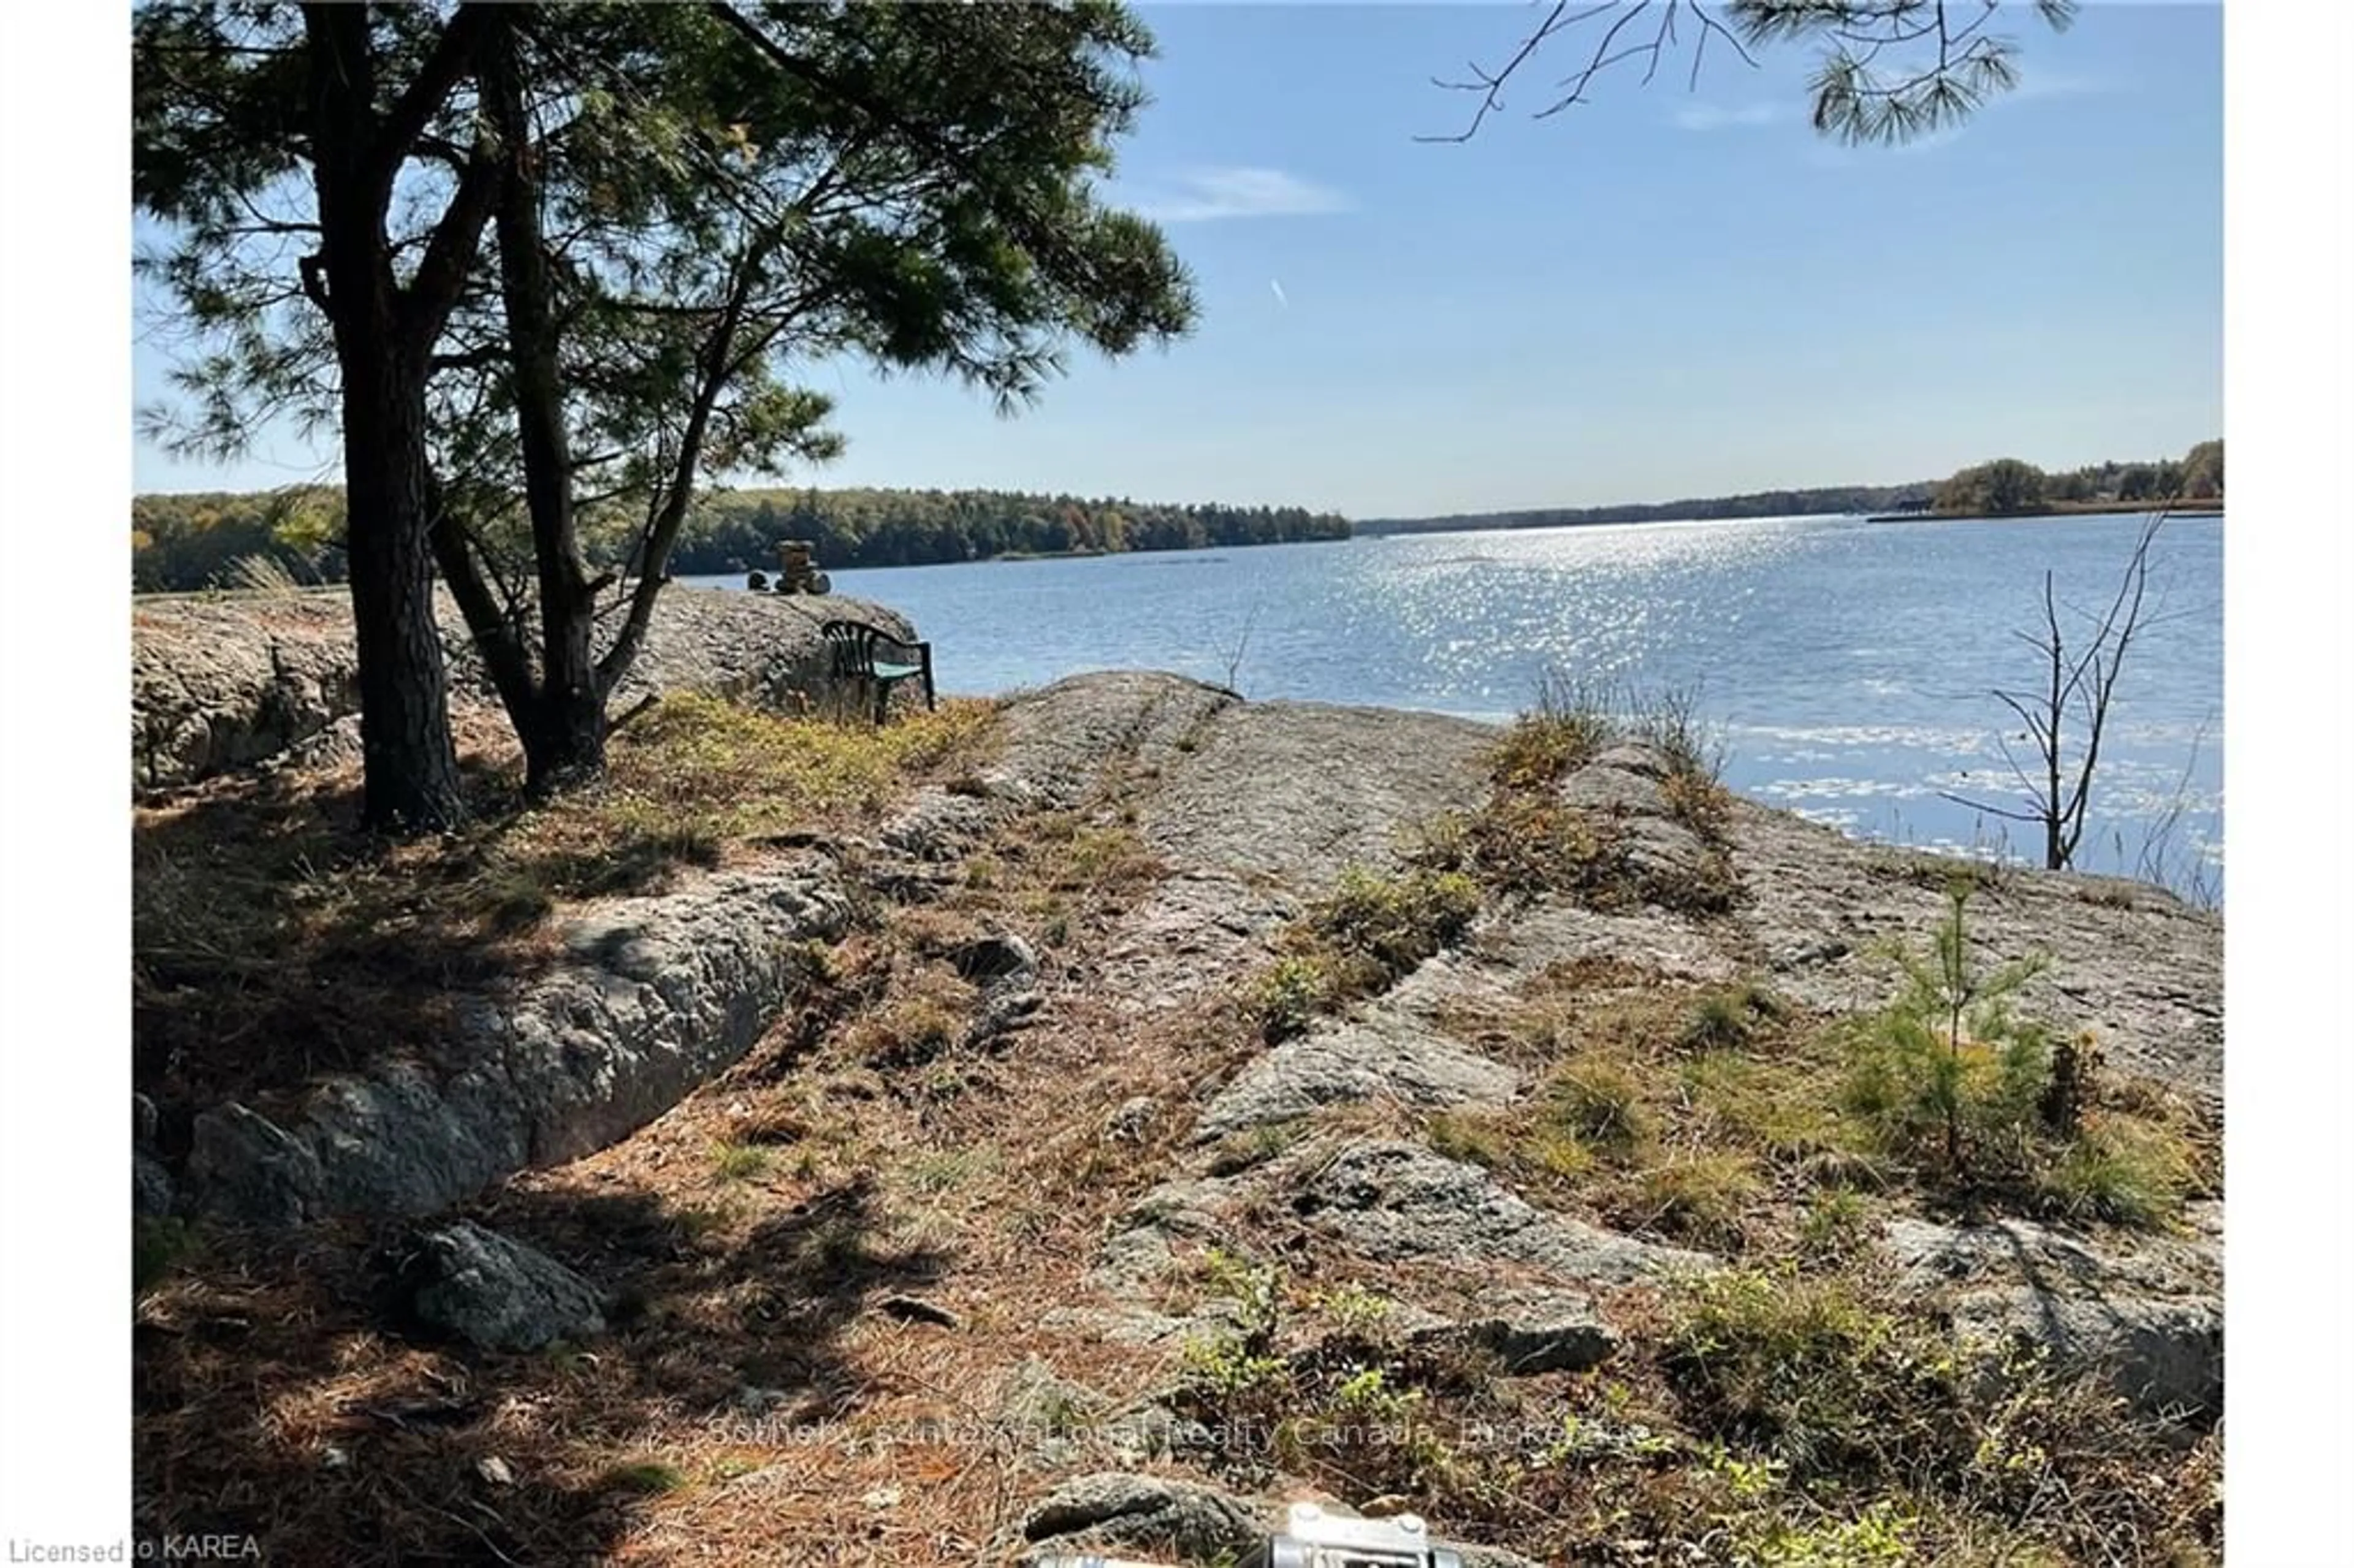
[867,632,931,665]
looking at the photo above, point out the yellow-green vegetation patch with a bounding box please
[1250,864,1482,1041]
[1632,1151,1767,1250]
[1412,971,1859,1246]
[1653,1262,2216,1562]
[1423,1107,1523,1172]
[1310,1281,1399,1339]
[1162,1243,2214,1565]
[1682,1046,1862,1170]
[1797,1187,1877,1265]
[590,690,999,839]
[1171,1249,1469,1497]
[708,1140,774,1183]
[1457,790,1645,904]
[1659,766,1736,840]
[1411,674,1739,914]
[1662,1263,1918,1463]
[1251,955,1336,1045]
[2040,1113,2201,1229]
[1310,863,1483,977]
[1544,1055,1657,1154]
[1414,886,2206,1257]
[1835,878,2212,1227]
[1487,699,1614,788]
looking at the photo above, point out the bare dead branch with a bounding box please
[1427,1,2075,146]
[1970,514,2168,870]
[1937,791,2047,824]
[1421,0,1759,142]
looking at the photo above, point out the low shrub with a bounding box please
[1487,672,1617,788]
[1662,1265,1935,1473]
[1251,866,1482,1039]
[1680,982,1788,1052]
[1543,1057,1655,1153]
[1636,1151,1765,1246]
[1837,877,2203,1227]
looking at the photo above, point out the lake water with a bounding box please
[685,512,2223,896]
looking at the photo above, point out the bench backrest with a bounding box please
[820,619,880,678]
[823,619,928,673]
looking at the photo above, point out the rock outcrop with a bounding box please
[991,677,2223,1486]
[1192,962,1521,1143]
[132,668,2228,1567]
[1019,1471,1263,1562]
[1884,1210,2224,1418]
[1403,1286,1621,1374]
[183,862,851,1224]
[1289,1140,1712,1281]
[132,585,914,791]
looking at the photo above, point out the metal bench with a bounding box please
[820,620,935,725]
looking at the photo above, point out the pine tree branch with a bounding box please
[371,6,495,187]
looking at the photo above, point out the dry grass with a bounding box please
[133,695,999,1109]
[1159,1228,2215,1567]
[1409,973,1861,1252]
[1412,953,2210,1260]
[1407,681,1740,918]
[1149,948,2218,1562]
[131,683,2219,1566]
[1485,680,1614,788]
[132,701,1278,1566]
[1658,767,1735,842]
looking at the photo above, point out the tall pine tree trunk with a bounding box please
[306,4,467,831]
[340,338,467,828]
[486,9,605,796]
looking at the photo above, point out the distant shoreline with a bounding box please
[1864,500,2225,524]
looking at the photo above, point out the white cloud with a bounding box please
[1268,278,1289,309]
[1672,102,1789,132]
[1125,166,1353,224]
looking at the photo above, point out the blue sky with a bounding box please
[131,1,2222,518]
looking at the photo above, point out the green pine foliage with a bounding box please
[1841,876,2052,1178]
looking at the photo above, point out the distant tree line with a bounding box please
[663,487,1351,573]
[1358,484,1935,537]
[1360,440,2223,538]
[133,438,2219,594]
[1935,440,2222,517]
[130,485,1351,592]
[133,489,348,593]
